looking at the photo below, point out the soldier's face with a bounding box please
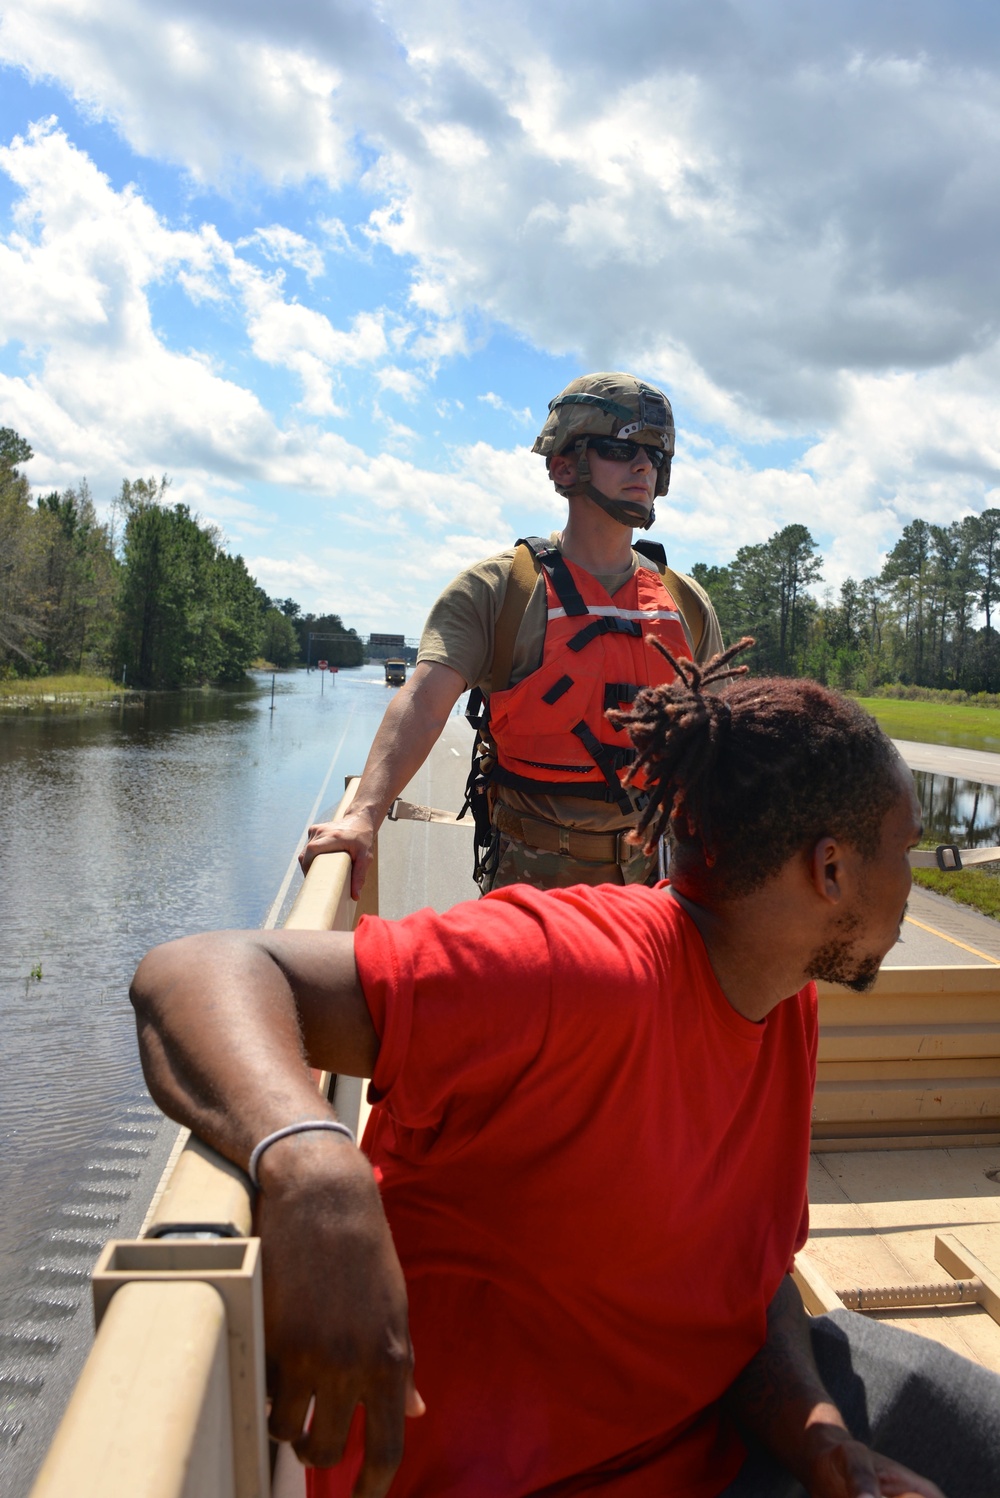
[587,445,656,513]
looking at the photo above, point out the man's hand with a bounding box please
[258,1135,424,1492]
[725,1277,945,1498]
[131,931,415,1490]
[297,660,467,898]
[805,1430,945,1497]
[300,809,376,897]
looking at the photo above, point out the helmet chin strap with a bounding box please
[554,441,657,531]
[583,484,656,530]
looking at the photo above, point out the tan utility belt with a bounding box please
[387,809,1000,875]
[493,803,644,864]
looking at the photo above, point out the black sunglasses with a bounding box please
[588,437,666,468]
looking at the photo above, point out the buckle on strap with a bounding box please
[616,831,642,865]
[936,843,963,871]
[568,616,643,652]
[604,682,640,711]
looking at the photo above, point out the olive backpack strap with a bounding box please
[492,538,544,693]
[662,566,705,656]
[633,539,705,657]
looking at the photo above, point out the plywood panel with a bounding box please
[806,1148,1000,1371]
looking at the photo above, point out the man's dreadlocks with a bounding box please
[609,639,904,896]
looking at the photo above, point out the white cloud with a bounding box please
[478,392,533,426]
[371,401,418,452]
[316,215,355,253]
[244,225,325,281]
[235,282,388,415]
[377,365,424,400]
[0,119,544,613]
[450,440,553,516]
[4,3,1000,430]
[245,554,338,597]
[0,0,366,186]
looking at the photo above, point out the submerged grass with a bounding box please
[855,695,1000,751]
[0,673,120,699]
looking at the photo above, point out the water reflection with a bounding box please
[912,770,1000,850]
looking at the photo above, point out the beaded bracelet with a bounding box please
[248,1119,356,1189]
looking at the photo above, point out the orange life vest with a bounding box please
[487,539,692,810]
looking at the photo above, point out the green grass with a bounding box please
[912,865,1000,921]
[854,695,1000,751]
[0,673,121,700]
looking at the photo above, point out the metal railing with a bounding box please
[30,778,375,1498]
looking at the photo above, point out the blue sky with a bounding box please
[1,1,999,638]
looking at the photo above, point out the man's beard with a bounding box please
[804,902,884,993]
[804,940,883,993]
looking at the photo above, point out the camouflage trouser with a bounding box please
[482,836,658,893]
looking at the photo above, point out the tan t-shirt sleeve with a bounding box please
[417,550,515,693]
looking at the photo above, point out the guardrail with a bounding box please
[29,777,375,1498]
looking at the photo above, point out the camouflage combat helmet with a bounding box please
[532,372,674,530]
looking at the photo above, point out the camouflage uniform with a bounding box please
[488,839,657,892]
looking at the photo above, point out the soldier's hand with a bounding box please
[300,811,376,898]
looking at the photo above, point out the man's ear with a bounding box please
[809,835,846,905]
[549,452,577,487]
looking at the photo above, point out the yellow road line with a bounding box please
[904,914,1000,966]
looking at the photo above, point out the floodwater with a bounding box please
[0,665,393,1487]
[914,769,1000,850]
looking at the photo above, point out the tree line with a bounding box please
[10,419,995,696]
[692,515,1000,694]
[0,430,362,689]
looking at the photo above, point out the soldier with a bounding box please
[301,372,722,894]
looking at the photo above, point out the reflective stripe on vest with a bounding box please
[547,604,683,623]
[488,549,692,805]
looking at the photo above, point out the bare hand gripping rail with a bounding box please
[29,777,375,1498]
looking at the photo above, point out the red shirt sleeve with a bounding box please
[354,890,557,1131]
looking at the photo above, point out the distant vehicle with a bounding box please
[384,658,407,686]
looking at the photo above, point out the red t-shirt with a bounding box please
[309,883,816,1498]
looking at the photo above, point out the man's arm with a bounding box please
[130,929,422,1490]
[726,1275,943,1497]
[300,660,466,896]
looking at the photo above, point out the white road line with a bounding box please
[262,703,359,929]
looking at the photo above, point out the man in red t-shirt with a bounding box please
[130,652,998,1498]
